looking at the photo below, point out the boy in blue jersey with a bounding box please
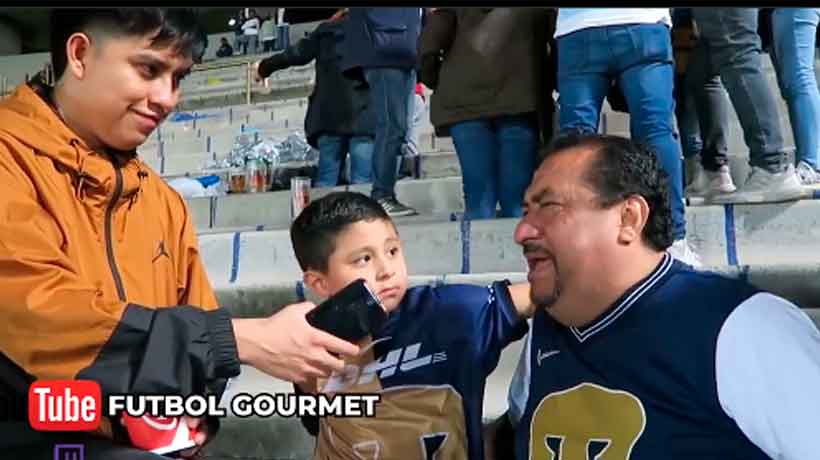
[289,191,533,459]
[501,133,820,460]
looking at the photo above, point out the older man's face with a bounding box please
[514,148,624,326]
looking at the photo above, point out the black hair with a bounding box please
[290,191,393,273]
[50,8,206,81]
[543,133,674,251]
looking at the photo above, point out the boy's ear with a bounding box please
[304,270,330,298]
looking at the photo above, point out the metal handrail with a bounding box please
[185,57,314,106]
[193,58,257,72]
[183,59,257,105]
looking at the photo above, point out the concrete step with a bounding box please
[197,199,820,292]
[189,176,465,231]
[189,167,820,232]
[164,104,308,133]
[145,100,309,143]
[412,150,460,178]
[146,143,457,180]
[154,107,435,147]
[214,269,820,321]
[176,85,314,113]
[155,113,297,142]
[180,67,314,97]
[178,60,314,98]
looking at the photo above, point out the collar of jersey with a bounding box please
[570,252,674,342]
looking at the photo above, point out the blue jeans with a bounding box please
[772,8,820,169]
[316,134,373,187]
[363,68,416,201]
[557,23,686,240]
[691,8,788,172]
[450,115,537,220]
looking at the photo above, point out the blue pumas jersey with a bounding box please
[510,253,820,460]
[307,281,528,460]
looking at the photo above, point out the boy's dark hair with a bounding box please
[50,9,206,81]
[290,192,393,273]
[543,132,674,251]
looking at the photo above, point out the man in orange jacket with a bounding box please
[0,9,358,459]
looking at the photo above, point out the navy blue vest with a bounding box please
[514,255,770,460]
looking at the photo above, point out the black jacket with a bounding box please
[341,7,422,79]
[258,19,374,147]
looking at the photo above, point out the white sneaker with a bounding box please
[685,164,737,198]
[668,239,702,268]
[710,164,805,204]
[796,161,820,187]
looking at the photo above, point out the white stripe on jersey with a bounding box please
[571,253,673,342]
[507,320,532,427]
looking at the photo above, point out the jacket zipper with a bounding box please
[105,167,127,301]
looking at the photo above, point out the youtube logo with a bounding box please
[28,380,101,431]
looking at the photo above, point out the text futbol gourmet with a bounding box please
[27,380,380,431]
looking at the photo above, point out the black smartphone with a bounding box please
[305,279,387,343]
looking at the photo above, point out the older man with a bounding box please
[505,133,820,459]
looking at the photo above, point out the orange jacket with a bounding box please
[0,82,240,437]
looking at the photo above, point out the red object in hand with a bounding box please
[121,414,197,455]
[415,83,425,101]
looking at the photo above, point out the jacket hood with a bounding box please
[0,80,147,200]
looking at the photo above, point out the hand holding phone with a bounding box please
[305,279,387,343]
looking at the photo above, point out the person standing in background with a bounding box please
[770,8,820,187]
[552,8,699,266]
[671,8,736,201]
[419,8,554,220]
[241,9,260,55]
[253,9,375,187]
[260,13,276,53]
[691,7,803,204]
[341,7,423,217]
[231,9,245,54]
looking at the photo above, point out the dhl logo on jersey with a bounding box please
[323,338,448,393]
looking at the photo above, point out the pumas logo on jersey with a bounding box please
[324,339,448,391]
